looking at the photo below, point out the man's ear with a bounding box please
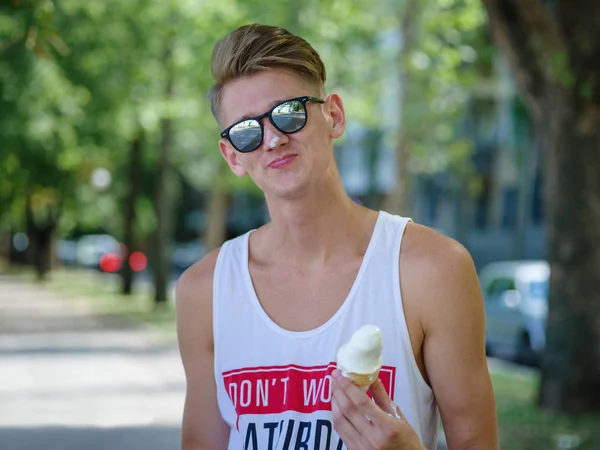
[326,93,346,139]
[219,139,247,177]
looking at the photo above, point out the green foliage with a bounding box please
[0,0,84,230]
[399,0,489,175]
[1,0,492,240]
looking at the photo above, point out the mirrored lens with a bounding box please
[229,119,262,152]
[272,100,306,133]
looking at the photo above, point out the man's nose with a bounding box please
[262,121,289,150]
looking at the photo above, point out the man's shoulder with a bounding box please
[400,222,479,307]
[175,247,222,310]
[401,221,474,274]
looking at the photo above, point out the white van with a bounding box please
[478,260,549,365]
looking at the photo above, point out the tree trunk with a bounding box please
[537,90,600,412]
[386,135,412,216]
[481,0,600,412]
[120,129,144,295]
[153,45,175,305]
[29,226,54,280]
[0,232,9,266]
[25,192,59,281]
[203,162,229,252]
[384,0,420,217]
[511,138,536,260]
[364,129,381,209]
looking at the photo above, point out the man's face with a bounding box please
[218,69,346,200]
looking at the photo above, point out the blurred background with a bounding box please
[1,0,599,449]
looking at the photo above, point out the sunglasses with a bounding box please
[220,96,325,153]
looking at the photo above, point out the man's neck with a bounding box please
[258,181,377,268]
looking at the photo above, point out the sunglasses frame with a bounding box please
[220,96,325,153]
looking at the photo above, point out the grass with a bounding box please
[491,368,600,449]
[5,263,600,449]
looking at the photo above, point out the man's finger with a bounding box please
[369,378,407,420]
[331,395,369,449]
[368,379,393,413]
[333,370,383,419]
[332,373,376,431]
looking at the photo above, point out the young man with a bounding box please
[176,24,499,450]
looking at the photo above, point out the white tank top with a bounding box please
[213,211,439,449]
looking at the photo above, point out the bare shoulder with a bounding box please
[176,247,231,448]
[176,247,221,307]
[400,222,482,327]
[401,222,477,292]
[175,247,222,353]
[401,222,474,274]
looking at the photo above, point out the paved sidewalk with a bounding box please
[0,275,185,450]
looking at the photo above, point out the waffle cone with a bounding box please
[342,368,381,391]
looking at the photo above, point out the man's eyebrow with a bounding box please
[235,98,290,123]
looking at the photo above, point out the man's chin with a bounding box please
[265,182,310,202]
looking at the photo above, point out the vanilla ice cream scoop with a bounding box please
[336,324,383,390]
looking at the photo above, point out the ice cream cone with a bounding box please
[341,368,381,391]
[336,324,384,391]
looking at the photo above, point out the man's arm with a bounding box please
[176,249,230,450]
[402,225,499,449]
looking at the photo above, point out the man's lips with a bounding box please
[268,154,297,168]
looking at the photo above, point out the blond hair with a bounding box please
[209,24,326,123]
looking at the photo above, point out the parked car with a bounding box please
[76,234,122,270]
[478,260,549,365]
[55,239,78,266]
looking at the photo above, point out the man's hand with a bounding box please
[331,369,425,450]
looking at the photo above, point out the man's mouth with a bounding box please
[268,154,297,169]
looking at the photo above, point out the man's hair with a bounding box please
[209,24,327,124]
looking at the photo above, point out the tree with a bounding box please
[385,0,422,217]
[53,1,155,293]
[152,41,176,305]
[0,0,86,279]
[383,0,487,217]
[2,0,491,296]
[53,0,194,300]
[482,0,600,412]
[120,129,144,295]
